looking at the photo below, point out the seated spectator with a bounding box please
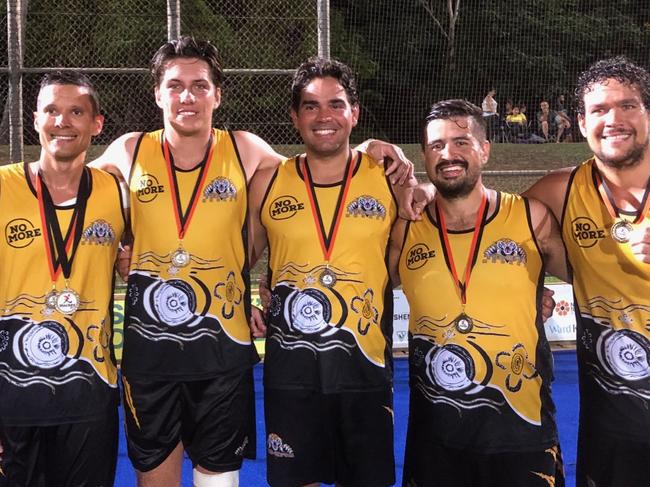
[506,105,528,140]
[506,105,527,125]
[537,100,571,142]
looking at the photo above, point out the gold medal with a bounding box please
[319,268,337,288]
[454,313,474,333]
[55,288,80,315]
[171,248,191,268]
[610,220,633,244]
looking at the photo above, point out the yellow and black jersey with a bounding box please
[562,159,650,442]
[399,192,558,452]
[124,129,258,379]
[0,163,125,425]
[261,153,397,392]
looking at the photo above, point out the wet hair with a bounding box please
[150,36,223,88]
[39,71,101,115]
[575,56,650,115]
[291,57,359,111]
[421,99,487,149]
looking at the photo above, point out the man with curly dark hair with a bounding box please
[526,56,650,486]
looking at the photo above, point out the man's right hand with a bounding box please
[116,245,132,281]
[258,275,271,312]
[398,183,435,221]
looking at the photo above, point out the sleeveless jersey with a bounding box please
[123,129,258,379]
[0,163,125,426]
[562,159,650,442]
[261,153,397,392]
[399,192,558,452]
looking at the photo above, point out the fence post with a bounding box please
[7,0,24,163]
[317,0,330,60]
[167,0,181,40]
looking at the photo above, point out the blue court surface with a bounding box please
[115,351,579,486]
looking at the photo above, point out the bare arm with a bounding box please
[233,131,286,182]
[247,166,277,338]
[528,197,569,282]
[89,132,141,183]
[522,169,573,222]
[388,218,408,287]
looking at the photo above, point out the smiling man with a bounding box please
[248,57,400,487]
[392,99,567,487]
[525,56,650,487]
[0,72,125,486]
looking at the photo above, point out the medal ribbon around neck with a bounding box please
[301,152,355,262]
[36,167,90,284]
[593,166,650,225]
[435,190,489,305]
[162,132,216,241]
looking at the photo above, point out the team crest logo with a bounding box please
[82,219,116,245]
[267,433,295,458]
[5,218,42,248]
[203,177,237,201]
[405,243,436,270]
[483,239,526,264]
[136,173,165,203]
[347,195,386,219]
[269,196,305,220]
[572,217,606,248]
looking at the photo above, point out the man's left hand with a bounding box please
[364,140,414,185]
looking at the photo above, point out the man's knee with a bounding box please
[193,469,239,487]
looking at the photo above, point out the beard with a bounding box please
[430,159,481,199]
[596,134,649,169]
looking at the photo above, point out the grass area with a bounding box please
[6,142,591,173]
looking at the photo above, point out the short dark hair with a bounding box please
[421,99,486,149]
[291,57,359,111]
[575,56,650,116]
[39,71,101,115]
[150,36,223,88]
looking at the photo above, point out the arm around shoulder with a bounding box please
[232,130,285,180]
[523,168,573,222]
[89,132,142,183]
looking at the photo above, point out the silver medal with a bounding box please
[45,290,58,310]
[319,269,337,288]
[454,314,474,333]
[611,220,633,243]
[171,248,191,268]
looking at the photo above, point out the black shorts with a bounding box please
[403,439,564,487]
[0,410,118,487]
[577,426,650,487]
[265,387,395,487]
[122,369,256,473]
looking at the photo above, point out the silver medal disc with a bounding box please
[171,248,191,268]
[611,220,633,243]
[455,314,474,333]
[45,290,58,310]
[319,269,337,288]
[55,288,80,315]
